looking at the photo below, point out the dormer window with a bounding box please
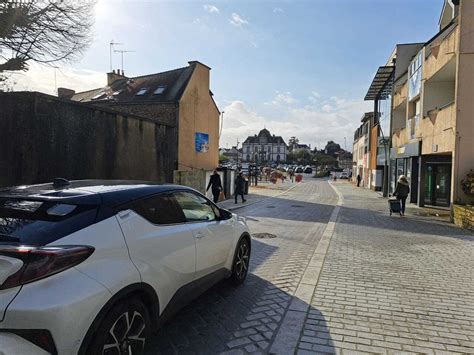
[135,88,148,96]
[91,92,106,100]
[112,90,122,96]
[153,86,166,95]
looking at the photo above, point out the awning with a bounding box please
[364,66,395,101]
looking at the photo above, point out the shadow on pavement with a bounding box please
[238,192,472,240]
[144,239,335,354]
[236,196,336,224]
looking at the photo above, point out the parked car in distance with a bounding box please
[340,172,350,179]
[295,166,304,173]
[0,179,251,355]
[304,166,313,174]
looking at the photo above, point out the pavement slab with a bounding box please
[144,179,474,354]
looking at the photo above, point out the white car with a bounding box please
[0,179,251,354]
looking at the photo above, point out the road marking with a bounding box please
[269,181,343,354]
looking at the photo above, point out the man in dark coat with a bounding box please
[206,169,223,203]
[235,171,246,204]
[394,175,410,216]
[356,174,361,187]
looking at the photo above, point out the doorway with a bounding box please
[423,163,451,207]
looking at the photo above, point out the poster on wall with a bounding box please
[195,132,209,153]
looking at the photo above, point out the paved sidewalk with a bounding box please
[297,181,474,354]
[218,181,298,211]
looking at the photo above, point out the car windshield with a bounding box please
[0,198,98,246]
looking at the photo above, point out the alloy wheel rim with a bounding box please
[235,242,249,279]
[103,310,146,355]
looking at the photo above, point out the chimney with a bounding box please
[57,87,75,99]
[107,69,127,86]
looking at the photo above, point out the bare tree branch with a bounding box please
[0,0,96,76]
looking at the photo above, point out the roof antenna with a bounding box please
[109,40,124,72]
[114,49,135,74]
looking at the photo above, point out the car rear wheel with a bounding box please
[87,298,151,355]
[230,238,250,284]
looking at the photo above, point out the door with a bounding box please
[173,191,234,279]
[423,163,451,207]
[117,193,196,309]
[434,164,451,206]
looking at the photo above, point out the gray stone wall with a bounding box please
[0,92,178,187]
[173,169,207,193]
[93,102,178,126]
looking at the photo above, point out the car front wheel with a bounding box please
[87,298,151,355]
[230,238,250,284]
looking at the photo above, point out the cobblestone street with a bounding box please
[145,178,474,354]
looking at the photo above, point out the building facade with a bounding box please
[70,61,220,174]
[365,44,424,195]
[352,113,373,188]
[242,129,288,163]
[364,0,474,208]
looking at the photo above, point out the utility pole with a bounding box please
[219,111,225,140]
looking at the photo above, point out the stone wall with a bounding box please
[173,169,208,194]
[452,204,474,231]
[95,102,178,126]
[0,92,178,187]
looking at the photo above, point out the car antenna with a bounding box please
[52,178,71,189]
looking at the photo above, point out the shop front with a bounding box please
[420,155,452,207]
[390,141,420,204]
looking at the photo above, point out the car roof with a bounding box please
[0,179,194,206]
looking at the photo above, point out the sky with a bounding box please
[9,0,444,151]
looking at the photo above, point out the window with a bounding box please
[246,146,250,153]
[91,92,106,100]
[153,86,166,95]
[268,146,271,153]
[112,90,122,96]
[0,199,97,246]
[132,193,185,225]
[277,146,281,153]
[173,191,216,222]
[135,88,148,96]
[408,51,423,100]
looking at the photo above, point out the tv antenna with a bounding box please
[114,49,135,73]
[109,40,124,71]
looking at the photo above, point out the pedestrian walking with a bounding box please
[206,169,223,203]
[234,171,246,204]
[356,174,361,187]
[394,175,410,216]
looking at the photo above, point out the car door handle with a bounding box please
[195,232,206,239]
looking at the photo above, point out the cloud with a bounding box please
[203,4,220,14]
[229,13,249,27]
[6,62,105,95]
[220,95,371,151]
[273,7,284,13]
[266,91,298,106]
[308,91,321,104]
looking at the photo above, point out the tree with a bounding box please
[219,155,229,164]
[288,136,299,152]
[324,140,341,157]
[0,0,95,80]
